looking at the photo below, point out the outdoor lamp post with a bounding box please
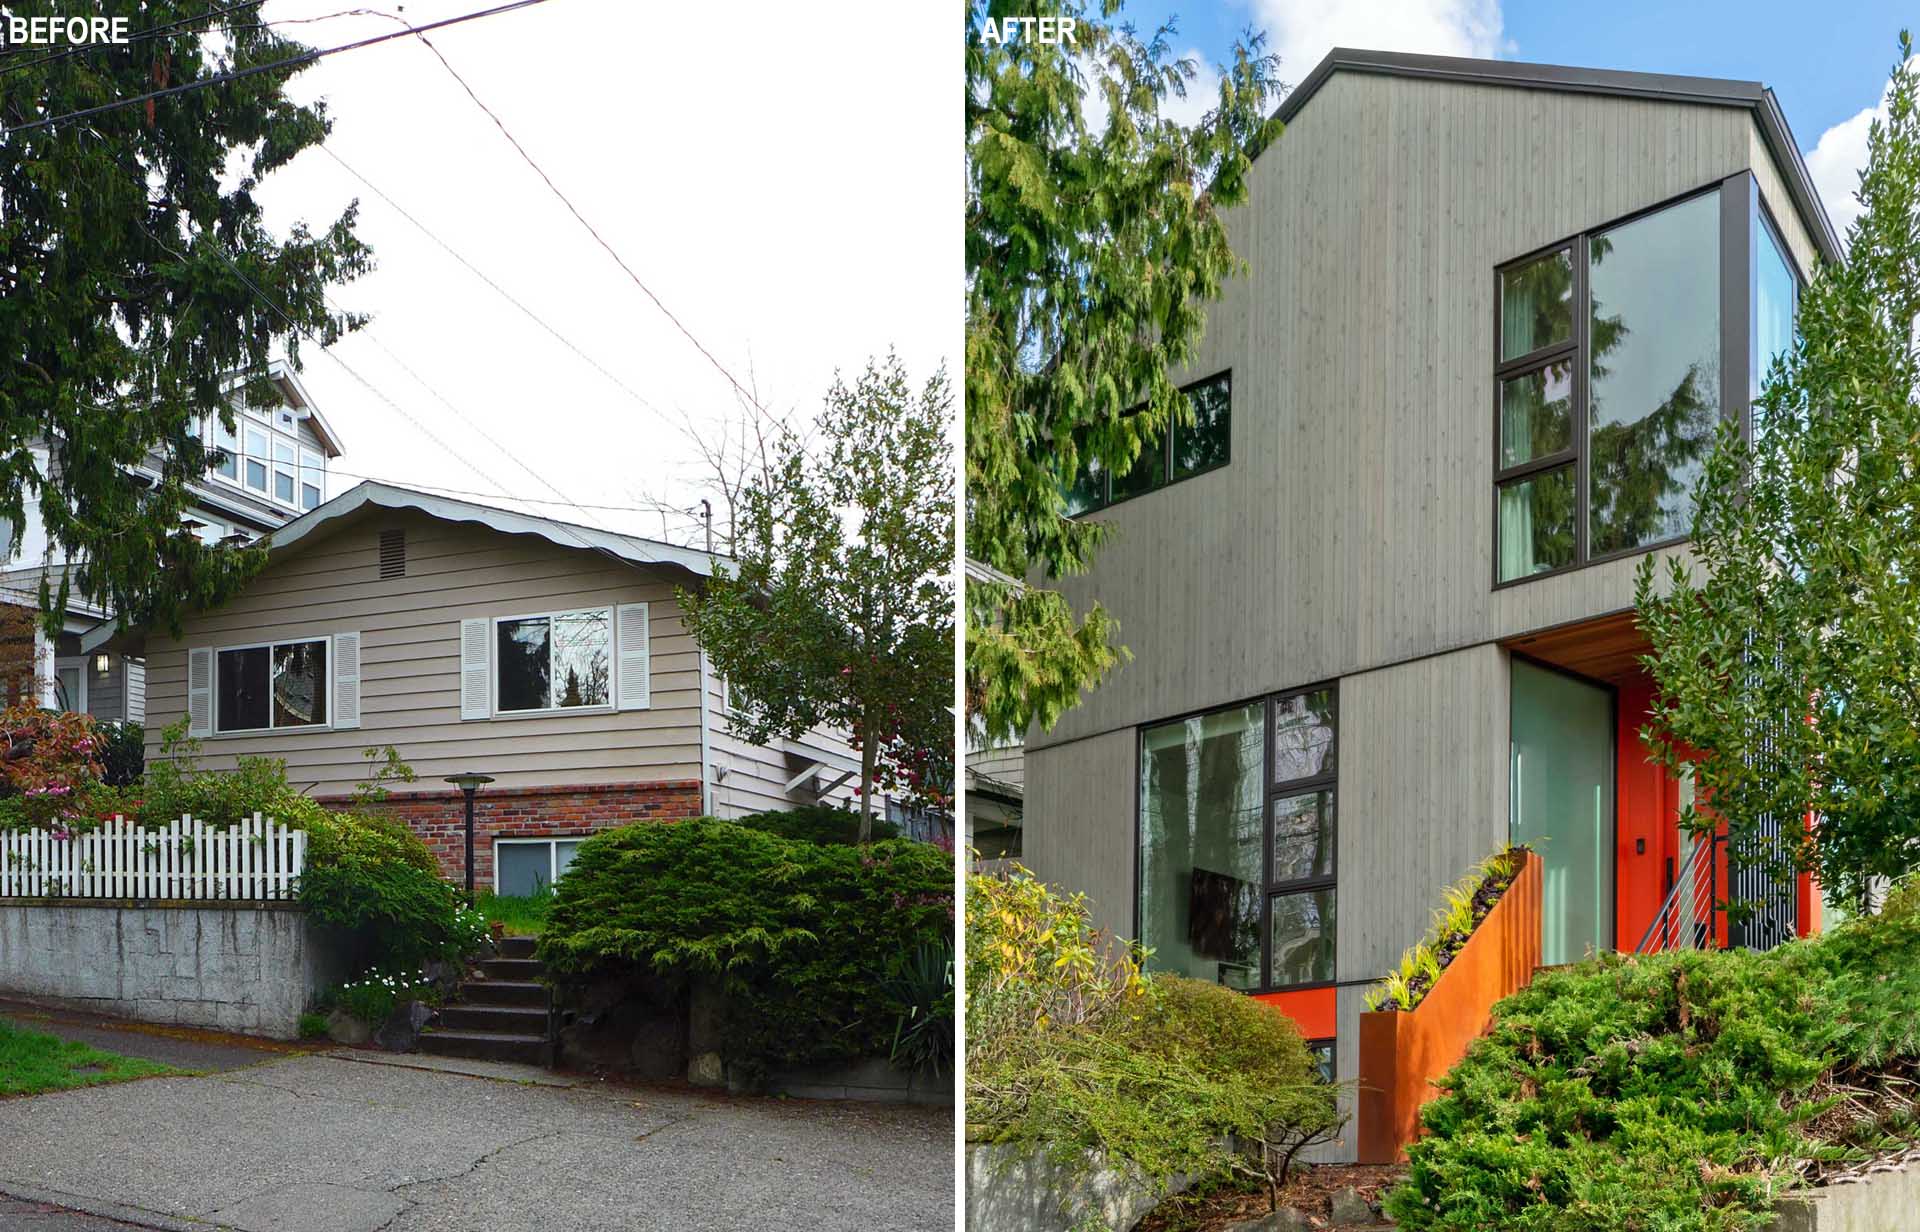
[443,773,495,902]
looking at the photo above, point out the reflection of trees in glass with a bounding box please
[498,619,551,711]
[272,641,325,727]
[1501,249,1574,359]
[1141,707,1263,984]
[1173,375,1232,478]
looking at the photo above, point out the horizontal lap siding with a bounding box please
[1034,76,1759,754]
[144,509,702,795]
[704,657,863,817]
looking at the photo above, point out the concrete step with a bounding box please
[437,1003,549,1034]
[497,936,538,959]
[459,979,547,1007]
[481,957,543,981]
[418,1028,549,1065]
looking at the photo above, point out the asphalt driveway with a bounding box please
[0,1049,953,1231]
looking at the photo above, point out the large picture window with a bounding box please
[1138,685,1338,993]
[1064,371,1231,516]
[1495,183,1759,584]
[215,638,328,733]
[495,608,612,714]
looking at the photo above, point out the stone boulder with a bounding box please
[324,1008,370,1046]
[375,1000,434,1052]
[965,1143,1190,1232]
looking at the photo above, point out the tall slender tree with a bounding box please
[1635,35,1920,906]
[0,2,370,633]
[965,0,1283,743]
[681,355,954,842]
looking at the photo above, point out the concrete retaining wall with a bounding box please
[1771,1166,1920,1231]
[0,901,347,1039]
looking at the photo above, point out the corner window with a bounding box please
[215,638,327,733]
[494,837,583,896]
[495,608,612,714]
[1495,185,1729,583]
[1138,684,1338,993]
[1065,371,1231,514]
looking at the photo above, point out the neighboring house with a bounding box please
[965,740,1023,864]
[1021,47,1838,1152]
[88,480,881,892]
[2,361,342,725]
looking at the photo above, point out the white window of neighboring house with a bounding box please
[494,837,584,897]
[208,415,239,481]
[214,637,329,733]
[53,660,84,713]
[299,447,324,510]
[243,426,269,493]
[272,439,296,506]
[494,608,613,714]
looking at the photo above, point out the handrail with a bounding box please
[1634,831,1722,954]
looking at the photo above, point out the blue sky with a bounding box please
[1116,0,1910,232]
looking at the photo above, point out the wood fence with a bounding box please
[0,815,305,901]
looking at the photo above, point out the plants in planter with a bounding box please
[1365,845,1530,1013]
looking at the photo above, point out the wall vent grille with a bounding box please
[378,528,406,579]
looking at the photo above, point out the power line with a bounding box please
[396,21,792,438]
[3,0,554,136]
[318,466,709,524]
[317,144,668,424]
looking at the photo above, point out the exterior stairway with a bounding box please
[418,936,552,1065]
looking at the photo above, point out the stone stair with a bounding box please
[418,936,552,1065]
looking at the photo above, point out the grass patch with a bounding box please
[0,1020,180,1096]
[475,890,552,936]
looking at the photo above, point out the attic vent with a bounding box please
[378,528,406,579]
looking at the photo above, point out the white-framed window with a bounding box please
[242,425,269,493]
[494,607,613,714]
[52,657,87,713]
[202,407,327,511]
[494,837,584,897]
[298,448,324,510]
[460,603,647,720]
[208,416,239,481]
[187,632,359,737]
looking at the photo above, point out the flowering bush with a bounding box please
[328,969,438,1028]
[0,704,107,829]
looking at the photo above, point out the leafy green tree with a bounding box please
[0,3,370,633]
[680,354,953,842]
[1635,36,1920,906]
[965,0,1283,742]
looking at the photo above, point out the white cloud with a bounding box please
[1253,0,1508,84]
[1077,50,1220,135]
[1804,61,1913,241]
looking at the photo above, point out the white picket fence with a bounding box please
[0,814,305,901]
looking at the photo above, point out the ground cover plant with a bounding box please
[1385,879,1920,1231]
[537,815,953,1080]
[0,1020,179,1096]
[476,889,553,937]
[967,863,1342,1215]
[1367,846,1529,1012]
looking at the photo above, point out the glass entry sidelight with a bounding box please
[1510,659,1615,965]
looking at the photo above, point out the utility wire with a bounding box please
[317,144,668,424]
[3,0,554,136]
[318,466,704,523]
[395,20,792,438]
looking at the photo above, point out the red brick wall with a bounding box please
[317,780,703,887]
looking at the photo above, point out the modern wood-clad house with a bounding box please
[93,480,877,891]
[1020,48,1838,1150]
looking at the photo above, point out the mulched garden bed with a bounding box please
[1137,1162,1408,1230]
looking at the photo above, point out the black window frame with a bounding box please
[1066,370,1232,516]
[213,636,330,734]
[1493,175,1759,589]
[1133,680,1338,998]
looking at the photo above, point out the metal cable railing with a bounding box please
[1634,832,1723,954]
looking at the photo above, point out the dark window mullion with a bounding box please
[1494,338,1577,380]
[1495,449,1576,486]
[1261,696,1274,992]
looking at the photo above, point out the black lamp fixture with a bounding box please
[443,772,495,902]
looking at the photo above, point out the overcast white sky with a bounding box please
[249,0,953,543]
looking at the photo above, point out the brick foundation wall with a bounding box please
[318,780,704,887]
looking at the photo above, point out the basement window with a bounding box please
[495,838,583,897]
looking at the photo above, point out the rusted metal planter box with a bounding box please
[1355,851,1543,1164]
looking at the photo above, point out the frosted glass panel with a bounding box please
[1510,660,1614,965]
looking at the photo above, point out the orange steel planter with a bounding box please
[1355,851,1543,1165]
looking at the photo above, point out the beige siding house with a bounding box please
[1022,47,1838,1158]
[102,481,871,890]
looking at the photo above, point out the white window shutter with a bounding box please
[616,603,650,711]
[186,647,212,737]
[333,632,361,729]
[459,618,491,720]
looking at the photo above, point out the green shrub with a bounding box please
[297,1013,330,1041]
[730,803,899,845]
[881,940,954,1076]
[1385,899,1920,1231]
[325,969,439,1028]
[967,865,1342,1205]
[97,720,143,787]
[537,817,952,1077]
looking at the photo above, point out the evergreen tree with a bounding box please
[965,0,1283,742]
[1635,36,1920,905]
[0,3,370,632]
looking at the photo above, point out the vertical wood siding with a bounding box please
[1023,730,1139,940]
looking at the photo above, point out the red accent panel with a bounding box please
[1616,677,1674,950]
[1253,987,1337,1040]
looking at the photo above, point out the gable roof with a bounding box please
[78,480,724,654]
[1276,47,1842,265]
